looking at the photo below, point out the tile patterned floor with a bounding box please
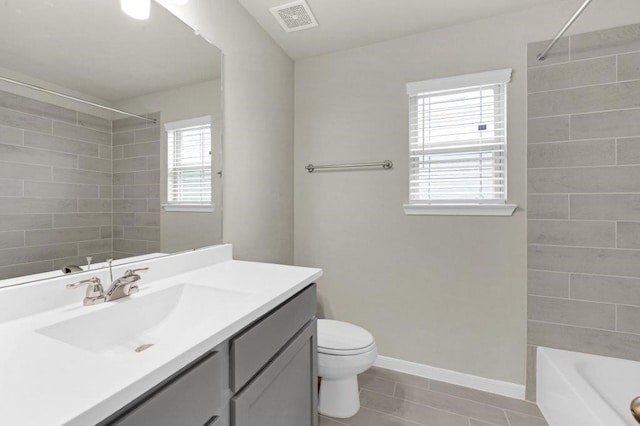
[319,367,548,426]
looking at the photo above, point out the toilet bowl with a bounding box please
[317,319,377,418]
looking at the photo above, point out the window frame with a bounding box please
[162,115,213,213]
[403,69,517,217]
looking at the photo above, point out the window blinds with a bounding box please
[165,116,212,207]
[406,69,511,205]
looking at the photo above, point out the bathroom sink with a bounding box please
[36,283,250,355]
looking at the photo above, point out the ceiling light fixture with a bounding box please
[121,0,151,20]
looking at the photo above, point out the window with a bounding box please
[164,116,212,212]
[403,69,517,216]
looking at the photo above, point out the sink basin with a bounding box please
[36,283,250,355]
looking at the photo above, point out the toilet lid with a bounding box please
[317,319,375,355]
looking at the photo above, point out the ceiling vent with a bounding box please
[270,1,318,33]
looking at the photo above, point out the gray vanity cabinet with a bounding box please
[100,284,317,426]
[101,344,229,426]
[231,321,318,426]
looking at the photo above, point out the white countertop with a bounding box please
[0,247,321,426]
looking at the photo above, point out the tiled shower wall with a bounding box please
[0,89,161,278]
[527,23,640,399]
[0,89,113,279]
[112,116,161,259]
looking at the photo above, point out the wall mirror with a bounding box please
[0,0,223,286]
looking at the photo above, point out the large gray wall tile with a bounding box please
[527,56,615,93]
[53,121,110,145]
[24,131,99,157]
[0,107,52,133]
[528,270,569,297]
[528,295,615,329]
[0,143,77,168]
[528,220,615,247]
[528,116,570,143]
[528,81,640,118]
[77,113,111,133]
[527,194,568,219]
[78,239,112,256]
[123,226,160,241]
[571,23,640,60]
[113,239,147,255]
[78,156,111,173]
[0,161,51,181]
[617,137,640,165]
[53,213,111,228]
[528,166,640,194]
[123,141,159,158]
[0,261,53,280]
[24,181,98,199]
[618,51,640,81]
[0,198,76,214]
[528,320,640,361]
[0,179,23,197]
[571,274,640,305]
[78,199,112,213]
[135,213,159,227]
[617,305,640,334]
[0,214,52,232]
[0,125,23,145]
[124,184,160,199]
[113,199,147,213]
[0,243,77,268]
[0,90,76,123]
[25,227,100,246]
[53,168,110,186]
[617,222,640,249]
[570,194,640,220]
[113,157,148,173]
[0,231,24,249]
[133,127,160,143]
[527,140,615,168]
[529,245,640,277]
[572,109,640,140]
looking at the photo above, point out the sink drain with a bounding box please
[135,344,154,353]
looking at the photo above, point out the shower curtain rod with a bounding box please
[537,0,594,61]
[0,75,157,124]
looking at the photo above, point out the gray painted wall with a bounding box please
[294,0,640,386]
[158,0,295,265]
[527,22,640,400]
[0,89,113,278]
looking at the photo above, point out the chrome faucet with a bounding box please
[105,268,149,301]
[66,264,149,305]
[66,277,106,306]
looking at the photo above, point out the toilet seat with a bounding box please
[318,319,375,356]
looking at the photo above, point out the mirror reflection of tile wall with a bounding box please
[112,115,161,260]
[0,89,160,279]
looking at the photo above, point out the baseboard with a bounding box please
[373,355,526,400]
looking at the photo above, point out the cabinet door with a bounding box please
[104,348,226,426]
[231,320,318,426]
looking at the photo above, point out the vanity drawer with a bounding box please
[230,283,316,392]
[107,349,224,426]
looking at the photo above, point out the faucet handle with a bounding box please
[124,267,149,277]
[66,277,106,306]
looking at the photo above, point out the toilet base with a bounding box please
[318,375,360,418]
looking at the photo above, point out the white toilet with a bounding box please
[317,319,377,418]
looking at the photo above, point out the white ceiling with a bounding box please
[238,0,561,59]
[0,0,221,102]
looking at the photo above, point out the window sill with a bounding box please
[403,203,517,217]
[162,204,214,213]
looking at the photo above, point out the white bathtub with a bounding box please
[537,347,640,425]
